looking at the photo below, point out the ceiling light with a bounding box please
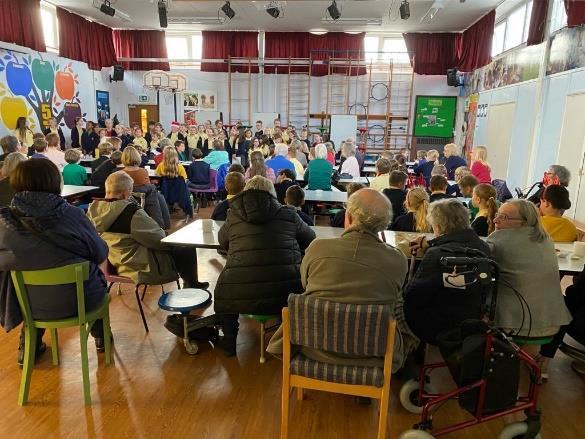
[399,0,410,20]
[100,0,115,17]
[321,17,382,26]
[221,1,235,20]
[158,0,168,28]
[327,0,341,21]
[266,1,282,19]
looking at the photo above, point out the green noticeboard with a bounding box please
[413,96,457,138]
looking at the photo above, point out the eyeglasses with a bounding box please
[494,213,523,222]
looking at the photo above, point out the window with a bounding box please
[492,0,533,57]
[40,2,58,52]
[191,35,202,60]
[364,36,379,62]
[165,33,203,66]
[382,38,409,63]
[166,36,189,60]
[550,0,568,34]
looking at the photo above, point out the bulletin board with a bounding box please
[413,96,457,138]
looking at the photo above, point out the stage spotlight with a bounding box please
[221,1,236,20]
[400,0,410,20]
[327,0,341,21]
[100,0,115,17]
[158,0,168,28]
[266,4,281,19]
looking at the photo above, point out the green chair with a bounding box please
[242,314,279,363]
[11,261,112,406]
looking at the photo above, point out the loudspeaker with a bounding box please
[400,1,410,20]
[158,1,168,28]
[447,68,460,87]
[110,65,124,82]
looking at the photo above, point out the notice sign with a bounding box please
[413,95,457,138]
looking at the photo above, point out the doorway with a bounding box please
[128,105,159,132]
[485,102,516,180]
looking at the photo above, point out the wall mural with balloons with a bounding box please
[0,48,93,139]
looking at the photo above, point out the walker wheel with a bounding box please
[498,422,542,439]
[398,429,435,439]
[399,379,436,414]
[184,339,199,355]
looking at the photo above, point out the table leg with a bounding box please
[192,248,210,290]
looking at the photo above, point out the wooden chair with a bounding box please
[281,295,396,439]
[11,262,112,405]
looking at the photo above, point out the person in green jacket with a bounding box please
[62,149,88,186]
[304,143,333,190]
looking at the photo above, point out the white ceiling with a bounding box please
[48,0,504,33]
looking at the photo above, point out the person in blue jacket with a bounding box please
[443,143,468,180]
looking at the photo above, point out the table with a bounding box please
[338,176,369,185]
[362,166,377,175]
[162,220,344,249]
[61,185,98,198]
[304,189,347,204]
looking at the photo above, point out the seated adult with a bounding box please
[370,158,391,192]
[268,188,416,372]
[443,143,467,180]
[391,187,432,232]
[414,149,439,186]
[88,172,205,289]
[0,152,26,207]
[402,199,491,344]
[266,144,295,177]
[339,142,360,178]
[214,176,316,356]
[0,135,20,162]
[486,200,571,337]
[121,146,150,186]
[330,183,365,228]
[539,185,577,242]
[204,139,230,170]
[91,142,114,172]
[245,151,276,182]
[0,159,109,363]
[428,175,453,203]
[383,171,408,219]
[291,139,307,167]
[90,150,123,198]
[304,143,333,191]
[528,164,570,205]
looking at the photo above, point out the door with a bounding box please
[484,102,516,181]
[128,105,159,132]
[557,93,585,221]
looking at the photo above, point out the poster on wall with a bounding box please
[464,93,479,157]
[463,43,543,95]
[184,91,216,110]
[96,90,110,125]
[547,26,585,75]
[413,96,457,138]
[0,49,88,136]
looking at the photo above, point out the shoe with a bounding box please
[571,360,585,376]
[535,354,550,381]
[95,335,114,353]
[17,342,47,367]
[186,281,210,290]
[217,336,237,357]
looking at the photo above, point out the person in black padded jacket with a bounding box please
[214,176,316,356]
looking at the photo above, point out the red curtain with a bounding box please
[201,31,259,73]
[455,10,495,72]
[264,32,365,76]
[403,33,459,75]
[57,8,116,71]
[527,0,549,45]
[0,0,45,52]
[113,30,169,71]
[565,0,585,27]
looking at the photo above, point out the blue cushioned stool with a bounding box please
[158,289,212,355]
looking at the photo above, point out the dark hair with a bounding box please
[542,184,571,210]
[111,150,123,166]
[285,185,305,207]
[279,168,296,180]
[33,138,48,152]
[225,172,246,196]
[347,182,365,197]
[10,158,61,194]
[213,139,224,150]
[375,158,391,174]
[228,163,245,174]
[389,170,408,186]
[192,148,203,159]
[459,174,479,189]
[429,175,448,192]
[174,140,185,149]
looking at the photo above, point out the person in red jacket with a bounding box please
[470,145,492,184]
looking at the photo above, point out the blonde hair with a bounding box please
[245,175,277,198]
[473,183,498,234]
[472,146,489,165]
[64,148,81,164]
[407,187,431,232]
[98,141,114,156]
[1,152,26,177]
[426,149,439,161]
[161,146,180,178]
[443,143,459,155]
[122,146,141,167]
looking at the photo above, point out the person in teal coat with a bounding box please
[304,144,333,190]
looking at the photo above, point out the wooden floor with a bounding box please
[0,207,584,438]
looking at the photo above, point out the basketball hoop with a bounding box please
[143,71,188,121]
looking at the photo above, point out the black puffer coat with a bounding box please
[403,229,491,345]
[214,189,316,314]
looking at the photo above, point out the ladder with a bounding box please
[228,57,253,125]
[286,58,311,129]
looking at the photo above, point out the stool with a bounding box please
[158,289,212,355]
[242,314,279,363]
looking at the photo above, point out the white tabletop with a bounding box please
[338,176,369,185]
[304,189,347,203]
[162,220,344,248]
[61,185,99,198]
[362,166,377,174]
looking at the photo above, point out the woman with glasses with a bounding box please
[486,199,571,343]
